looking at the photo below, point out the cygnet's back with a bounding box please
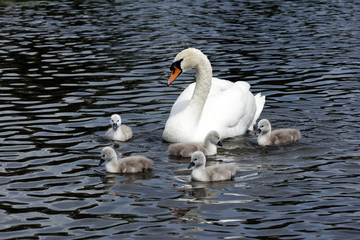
[168,130,222,157]
[256,119,301,146]
[188,151,237,182]
[118,156,153,173]
[270,128,301,145]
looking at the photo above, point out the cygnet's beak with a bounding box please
[255,128,261,136]
[112,123,118,130]
[99,159,105,166]
[188,161,195,169]
[217,141,223,147]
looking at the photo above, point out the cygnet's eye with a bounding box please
[194,157,198,161]
[102,154,105,157]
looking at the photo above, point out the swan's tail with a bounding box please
[249,93,265,131]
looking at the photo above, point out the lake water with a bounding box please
[0,0,359,239]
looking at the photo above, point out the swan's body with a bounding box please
[163,48,265,143]
[100,147,153,173]
[168,130,222,157]
[256,119,301,146]
[188,151,237,182]
[105,114,133,141]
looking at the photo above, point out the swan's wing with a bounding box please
[200,79,256,131]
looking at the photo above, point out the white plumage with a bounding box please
[163,48,265,143]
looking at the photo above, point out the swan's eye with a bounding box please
[102,154,105,157]
[170,59,183,73]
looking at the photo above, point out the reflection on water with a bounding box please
[0,0,359,239]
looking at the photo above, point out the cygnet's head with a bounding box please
[256,119,271,135]
[168,48,208,85]
[110,114,122,130]
[99,147,116,166]
[207,130,222,146]
[188,151,206,169]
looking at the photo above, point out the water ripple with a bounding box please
[0,0,359,239]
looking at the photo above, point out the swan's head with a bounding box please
[168,48,208,86]
[188,151,206,169]
[100,147,116,166]
[110,114,122,130]
[206,130,222,146]
[256,119,271,136]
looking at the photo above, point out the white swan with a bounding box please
[105,114,133,141]
[163,48,265,143]
[188,151,237,182]
[256,119,301,146]
[168,130,222,157]
[99,147,153,173]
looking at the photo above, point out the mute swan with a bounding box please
[105,114,133,141]
[163,48,265,143]
[168,130,222,157]
[99,147,153,173]
[188,151,237,182]
[256,119,301,146]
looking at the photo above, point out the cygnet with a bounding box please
[99,147,153,173]
[168,130,222,157]
[105,114,133,141]
[256,119,301,146]
[188,151,237,182]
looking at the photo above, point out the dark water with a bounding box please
[1,0,359,239]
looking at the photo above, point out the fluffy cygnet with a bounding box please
[99,147,153,173]
[256,119,301,146]
[168,130,222,157]
[188,151,237,182]
[105,114,133,141]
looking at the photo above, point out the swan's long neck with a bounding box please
[187,57,212,122]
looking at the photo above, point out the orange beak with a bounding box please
[167,66,182,86]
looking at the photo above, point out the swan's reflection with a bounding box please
[96,170,154,190]
[190,180,236,199]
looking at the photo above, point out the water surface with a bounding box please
[0,0,359,239]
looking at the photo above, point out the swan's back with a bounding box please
[165,78,260,142]
[197,79,257,138]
